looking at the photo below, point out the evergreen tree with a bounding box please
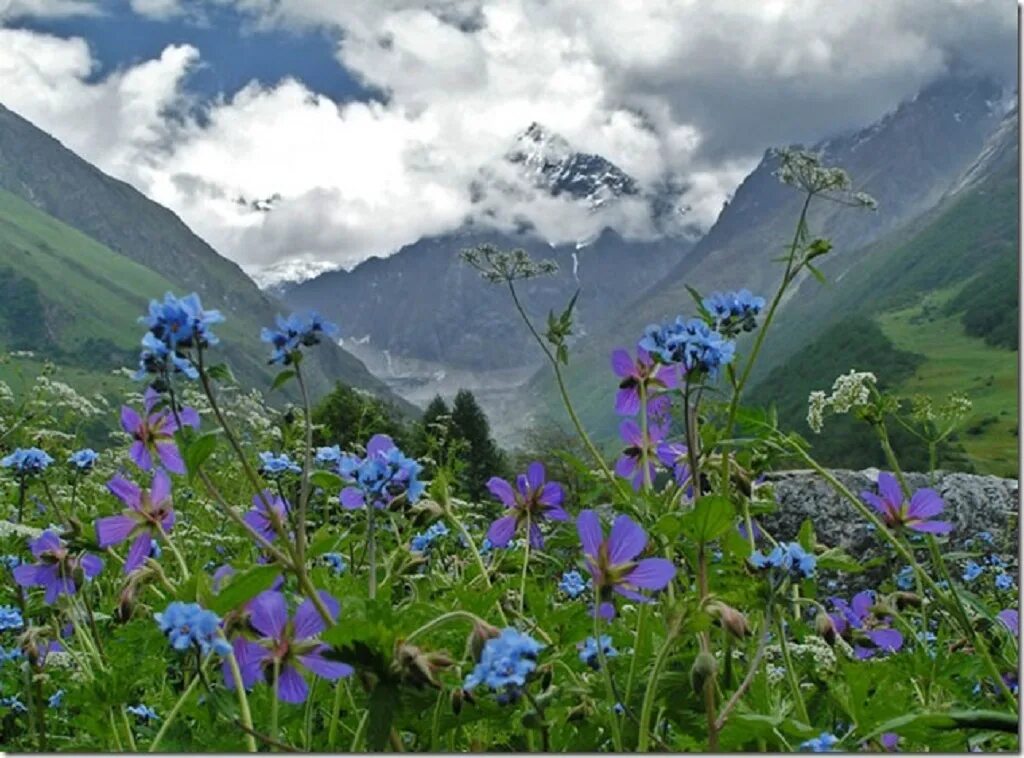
[312,382,409,451]
[450,389,507,501]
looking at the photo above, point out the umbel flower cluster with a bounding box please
[0,146,1015,754]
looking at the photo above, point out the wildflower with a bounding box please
[609,347,677,417]
[558,570,589,599]
[155,601,231,656]
[135,330,197,381]
[807,371,877,433]
[223,590,353,703]
[749,542,816,581]
[997,609,1018,635]
[13,531,103,604]
[995,573,1015,591]
[1,695,26,713]
[577,635,617,670]
[95,471,175,573]
[261,312,338,365]
[242,490,290,544]
[142,292,223,352]
[577,510,676,620]
[463,628,543,701]
[126,704,159,722]
[0,606,24,631]
[1,447,54,475]
[485,462,568,548]
[258,451,301,477]
[800,731,840,752]
[860,473,952,534]
[121,389,199,474]
[323,553,347,575]
[315,445,342,466]
[340,435,424,511]
[411,522,450,553]
[828,591,903,660]
[639,317,735,378]
[614,419,668,490]
[0,556,19,571]
[656,442,692,489]
[68,448,99,472]
[613,702,626,716]
[702,290,765,337]
[963,561,984,582]
[807,391,827,433]
[48,690,64,708]
[895,565,915,590]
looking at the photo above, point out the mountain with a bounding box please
[535,72,1014,443]
[0,103,409,409]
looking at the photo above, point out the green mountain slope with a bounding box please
[0,103,410,409]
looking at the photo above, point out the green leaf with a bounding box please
[367,682,400,751]
[307,525,340,559]
[681,496,735,543]
[653,512,686,541]
[209,565,282,615]
[797,518,815,551]
[310,470,343,491]
[184,432,220,482]
[205,362,236,385]
[862,710,1018,742]
[817,548,864,573]
[270,369,296,391]
[805,261,828,284]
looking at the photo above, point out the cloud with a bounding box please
[0,0,101,19]
[0,0,1015,280]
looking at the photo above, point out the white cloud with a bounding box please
[0,0,100,19]
[0,0,1015,280]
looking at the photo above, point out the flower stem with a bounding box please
[156,523,191,582]
[148,672,203,752]
[775,617,809,723]
[593,595,623,751]
[405,610,486,645]
[271,658,281,750]
[639,383,652,492]
[367,506,377,600]
[637,616,680,751]
[119,708,138,752]
[226,650,258,752]
[519,512,531,617]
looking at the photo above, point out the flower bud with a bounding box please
[690,651,718,694]
[815,611,837,645]
[394,641,454,689]
[451,687,466,715]
[708,601,749,639]
[467,619,501,661]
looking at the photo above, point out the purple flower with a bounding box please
[656,442,691,490]
[13,531,103,604]
[223,590,353,704]
[880,733,899,751]
[120,388,199,474]
[614,419,668,490]
[486,462,569,548]
[860,473,952,534]
[243,490,290,543]
[95,471,175,573]
[828,591,903,660]
[576,510,676,620]
[998,609,1018,635]
[339,435,424,510]
[610,347,677,417]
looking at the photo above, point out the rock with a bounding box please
[761,468,1019,592]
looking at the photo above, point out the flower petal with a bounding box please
[276,664,309,704]
[249,591,289,640]
[525,462,545,492]
[614,387,641,416]
[95,514,136,548]
[129,441,152,471]
[107,476,142,510]
[155,442,185,475]
[486,477,516,508]
[614,454,637,479]
[537,481,564,508]
[293,592,339,640]
[607,515,648,565]
[339,487,364,510]
[618,419,642,446]
[486,515,517,548]
[908,519,953,534]
[624,558,675,591]
[907,488,944,520]
[576,510,603,558]
[610,348,634,379]
[876,473,903,508]
[124,533,152,573]
[866,628,903,653]
[151,470,172,506]
[299,652,354,680]
[366,434,394,457]
[79,554,103,580]
[528,522,544,549]
[120,405,141,435]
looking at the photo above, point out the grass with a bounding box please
[878,286,1018,477]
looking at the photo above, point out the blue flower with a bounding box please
[258,452,301,477]
[578,635,617,670]
[411,522,450,553]
[702,289,766,336]
[896,565,914,590]
[800,732,840,752]
[339,435,424,511]
[261,311,339,365]
[558,570,589,599]
[463,628,544,699]
[135,330,198,381]
[613,702,625,716]
[323,552,347,575]
[154,602,230,656]
[142,292,223,351]
[315,446,342,466]
[749,542,816,580]
[126,704,160,722]
[48,690,64,708]
[638,317,735,378]
[0,646,23,665]
[480,538,494,554]
[963,561,984,582]
[2,448,54,475]
[1,695,26,713]
[0,606,24,631]
[995,573,1015,591]
[68,448,99,472]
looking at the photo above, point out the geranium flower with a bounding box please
[485,462,569,548]
[614,419,668,490]
[224,590,353,704]
[657,442,692,490]
[609,347,677,417]
[13,531,103,604]
[576,510,676,619]
[243,490,290,543]
[95,471,175,573]
[121,388,199,473]
[828,590,903,660]
[860,473,952,534]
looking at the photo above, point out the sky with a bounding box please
[0,0,1016,284]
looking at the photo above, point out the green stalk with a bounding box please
[327,678,346,749]
[226,649,258,752]
[367,506,377,600]
[119,708,138,752]
[271,658,281,751]
[405,610,486,645]
[593,595,623,751]
[519,511,531,616]
[624,603,647,703]
[148,673,203,752]
[639,383,652,492]
[637,618,680,751]
[775,617,809,723]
